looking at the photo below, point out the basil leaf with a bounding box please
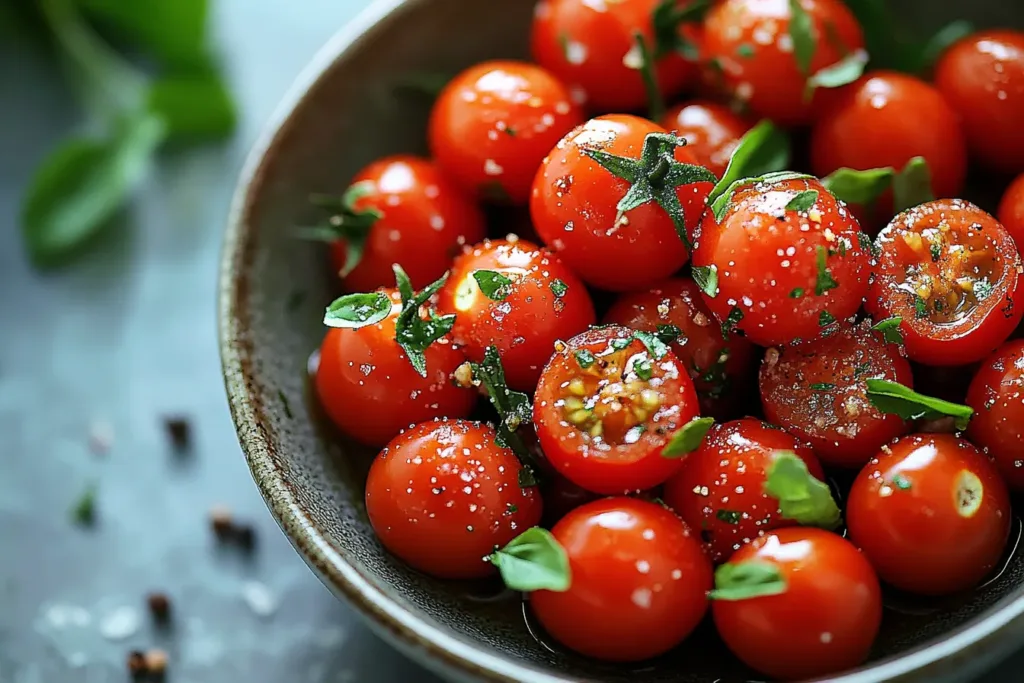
[763,451,841,529]
[721,306,744,339]
[918,21,975,74]
[393,266,456,377]
[893,157,934,213]
[77,0,209,69]
[303,183,382,277]
[146,69,236,142]
[651,0,711,59]
[473,270,514,301]
[692,265,719,297]
[708,121,794,220]
[785,190,818,212]
[631,32,665,122]
[710,561,787,601]
[806,49,867,96]
[717,509,742,525]
[814,245,839,296]
[822,166,895,206]
[550,279,568,298]
[656,324,683,345]
[323,292,392,328]
[865,379,974,430]
[788,0,816,75]
[819,310,837,326]
[633,330,671,360]
[574,349,596,369]
[490,527,571,592]
[662,417,715,458]
[471,347,537,469]
[871,316,904,345]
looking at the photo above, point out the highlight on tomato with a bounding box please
[966,340,1024,492]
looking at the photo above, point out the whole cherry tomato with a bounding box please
[966,340,1024,491]
[533,326,701,494]
[866,199,1024,366]
[935,30,1024,174]
[712,527,882,681]
[846,433,1012,595]
[429,60,583,204]
[996,172,1024,251]
[530,497,712,662]
[692,175,872,347]
[365,419,542,579]
[659,101,751,179]
[435,238,595,391]
[531,114,715,292]
[663,418,826,563]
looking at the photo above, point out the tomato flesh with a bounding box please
[967,340,1024,491]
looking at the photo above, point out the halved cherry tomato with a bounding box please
[846,433,1012,595]
[315,290,477,447]
[603,278,757,418]
[866,199,1024,366]
[530,497,712,662]
[997,172,1024,251]
[712,527,882,681]
[663,418,825,563]
[365,419,542,579]
[759,320,913,468]
[692,175,872,347]
[429,60,583,204]
[702,0,865,126]
[436,238,596,391]
[935,30,1024,174]
[966,340,1024,491]
[327,156,485,292]
[531,114,714,292]
[533,325,701,494]
[659,101,751,179]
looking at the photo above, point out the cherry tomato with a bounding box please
[603,278,757,418]
[534,326,701,494]
[436,238,596,391]
[365,419,542,579]
[327,156,486,293]
[428,60,583,204]
[530,0,699,113]
[810,71,968,204]
[866,199,1024,366]
[702,0,865,126]
[935,30,1024,174]
[966,340,1024,491]
[846,433,1011,595]
[315,290,477,447]
[531,114,714,292]
[996,172,1024,251]
[712,527,882,681]
[663,418,825,563]
[530,497,712,662]
[659,101,751,179]
[759,320,913,468]
[692,175,872,347]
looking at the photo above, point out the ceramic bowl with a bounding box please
[220,1,1024,681]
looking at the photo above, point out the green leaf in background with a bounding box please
[916,21,974,73]
[788,0,816,75]
[822,166,895,206]
[75,0,209,70]
[892,157,934,213]
[147,69,237,142]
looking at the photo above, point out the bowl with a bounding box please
[219,1,1024,681]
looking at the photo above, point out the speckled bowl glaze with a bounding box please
[221,1,1024,681]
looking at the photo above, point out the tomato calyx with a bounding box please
[763,451,842,529]
[300,181,382,276]
[865,378,974,430]
[489,526,571,592]
[709,560,788,601]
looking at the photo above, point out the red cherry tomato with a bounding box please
[692,175,872,347]
[315,290,477,447]
[365,419,542,579]
[702,0,865,126]
[712,527,882,681]
[663,418,826,563]
[530,0,698,113]
[759,320,913,468]
[531,114,714,292]
[328,156,486,292]
[866,199,1024,366]
[996,173,1024,251]
[966,340,1024,491]
[659,101,751,179]
[428,60,583,204]
[533,326,701,494]
[935,30,1024,174]
[603,278,757,418]
[435,238,596,391]
[846,433,1012,595]
[530,497,712,662]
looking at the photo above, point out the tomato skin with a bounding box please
[435,238,596,391]
[315,290,477,447]
[530,497,712,662]
[712,527,882,681]
[997,173,1024,252]
[531,114,714,292]
[329,156,486,292]
[365,420,542,579]
[603,278,757,418]
[530,0,698,113]
[866,199,1024,366]
[846,434,1011,595]
[966,341,1024,491]
[659,101,751,179]
[759,320,913,468]
[534,326,701,495]
[935,31,1024,174]
[428,60,583,205]
[702,0,865,127]
[663,418,825,563]
[692,176,871,347]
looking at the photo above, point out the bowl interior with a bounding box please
[222,1,1024,681]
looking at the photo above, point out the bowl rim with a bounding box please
[218,0,1024,680]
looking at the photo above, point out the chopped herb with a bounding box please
[819,310,836,326]
[656,324,683,345]
[634,359,654,381]
[696,352,731,400]
[930,242,942,262]
[277,390,294,420]
[865,379,974,430]
[892,473,912,490]
[506,503,519,514]
[722,306,744,339]
[710,561,788,601]
[574,349,596,369]
[717,509,742,525]
[914,295,929,319]
[557,32,571,60]
[71,483,97,525]
[857,231,881,259]
[975,279,994,301]
[503,127,516,137]
[324,291,393,328]
[550,279,568,298]
[633,329,672,360]
[785,189,819,212]
[788,0,816,75]
[394,267,456,376]
[490,527,571,592]
[692,265,719,297]
[662,417,715,458]
[473,270,514,301]
[736,43,755,58]
[518,467,538,488]
[789,287,805,299]
[814,245,839,296]
[853,362,873,378]
[871,316,904,345]
[809,383,835,391]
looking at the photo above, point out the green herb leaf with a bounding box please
[717,509,742,525]
[710,561,788,601]
[633,330,671,360]
[692,265,719,297]
[736,43,755,59]
[918,21,975,74]
[656,324,683,345]
[789,288,805,299]
[77,0,209,69]
[471,347,537,470]
[785,190,819,213]
[763,451,842,529]
[146,69,236,142]
[70,482,97,526]
[575,349,596,369]
[651,0,711,59]
[634,359,654,381]
[805,49,868,98]
[788,0,816,75]
[721,306,744,339]
[914,295,929,319]
[865,379,974,430]
[490,527,571,592]
[473,270,514,301]
[871,316,904,345]
[892,473,912,490]
[893,157,934,213]
[809,383,835,391]
[662,417,715,458]
[323,292,393,328]
[819,310,837,326]
[822,166,895,206]
[393,266,456,376]
[707,121,795,221]
[814,245,839,296]
[975,279,995,300]
[631,32,666,122]
[550,279,568,298]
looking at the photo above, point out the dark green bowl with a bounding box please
[219,1,1024,681]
